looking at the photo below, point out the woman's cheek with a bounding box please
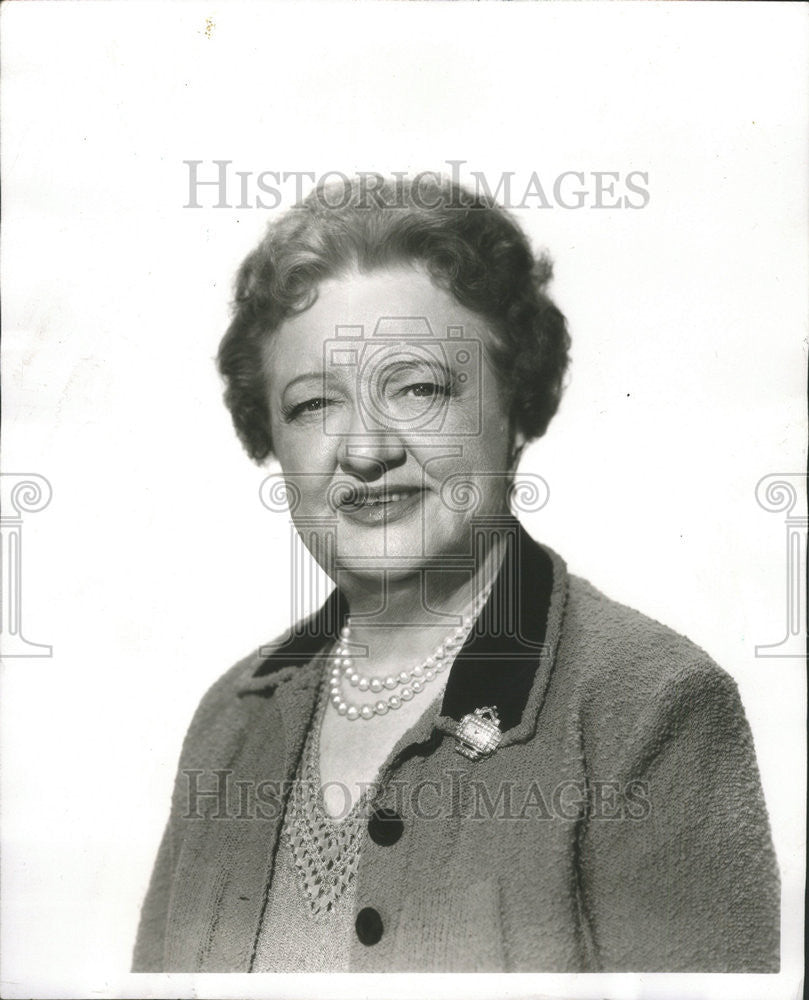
[276,425,337,473]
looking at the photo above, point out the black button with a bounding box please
[355,906,384,945]
[368,807,404,847]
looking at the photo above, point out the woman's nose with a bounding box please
[337,433,407,479]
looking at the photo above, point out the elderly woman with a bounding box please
[133,175,779,973]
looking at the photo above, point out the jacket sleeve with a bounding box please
[579,660,780,972]
[131,820,174,972]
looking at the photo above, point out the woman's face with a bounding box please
[264,265,522,582]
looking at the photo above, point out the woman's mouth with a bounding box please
[337,486,425,525]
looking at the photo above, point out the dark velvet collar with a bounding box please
[250,519,555,734]
[439,522,553,730]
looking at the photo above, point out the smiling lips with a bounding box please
[336,485,425,524]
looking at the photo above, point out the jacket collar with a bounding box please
[236,519,567,746]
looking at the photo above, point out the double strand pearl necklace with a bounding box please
[327,580,494,721]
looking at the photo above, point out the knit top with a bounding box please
[254,662,453,971]
[253,842,357,972]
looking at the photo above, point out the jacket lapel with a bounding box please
[436,519,566,744]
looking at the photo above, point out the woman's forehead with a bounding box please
[272,265,492,352]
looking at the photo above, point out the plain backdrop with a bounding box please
[1,3,806,999]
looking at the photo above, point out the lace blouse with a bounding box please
[254,670,448,971]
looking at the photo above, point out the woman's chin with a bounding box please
[333,523,471,579]
[334,562,426,586]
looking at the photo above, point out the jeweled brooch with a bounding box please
[454,706,502,760]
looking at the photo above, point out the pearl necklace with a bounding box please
[327,581,494,721]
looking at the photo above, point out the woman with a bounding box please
[133,175,780,973]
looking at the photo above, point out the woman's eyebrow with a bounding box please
[377,358,454,379]
[281,370,343,397]
[280,360,454,402]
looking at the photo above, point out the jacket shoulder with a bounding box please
[186,602,327,723]
[557,575,749,768]
[562,573,733,693]
[176,625,299,772]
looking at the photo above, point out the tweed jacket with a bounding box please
[133,524,780,973]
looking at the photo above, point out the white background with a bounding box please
[1,3,806,999]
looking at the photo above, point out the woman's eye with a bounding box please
[403,383,446,399]
[284,398,329,421]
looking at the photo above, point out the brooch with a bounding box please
[454,706,502,761]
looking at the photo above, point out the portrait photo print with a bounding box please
[1,4,806,1000]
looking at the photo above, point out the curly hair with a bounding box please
[217,174,570,462]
